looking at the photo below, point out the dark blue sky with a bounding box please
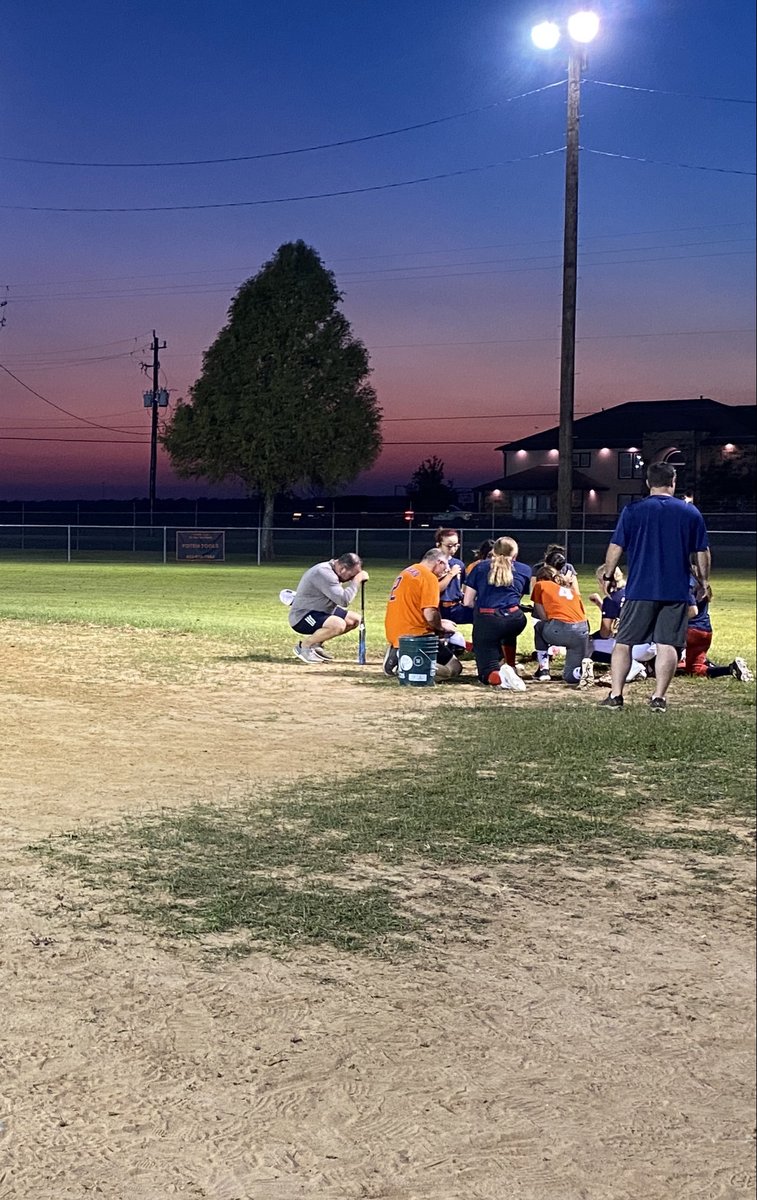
[0,0,754,498]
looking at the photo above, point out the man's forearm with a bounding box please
[423,607,445,634]
[601,543,623,578]
[696,548,711,583]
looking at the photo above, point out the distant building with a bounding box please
[474,398,756,519]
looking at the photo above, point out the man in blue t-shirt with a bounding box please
[598,461,710,713]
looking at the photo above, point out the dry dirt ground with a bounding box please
[1,620,755,1200]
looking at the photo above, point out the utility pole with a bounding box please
[556,51,583,532]
[143,330,167,518]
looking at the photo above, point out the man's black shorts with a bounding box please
[615,600,688,649]
[291,606,348,635]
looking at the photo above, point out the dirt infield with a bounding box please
[2,621,755,1199]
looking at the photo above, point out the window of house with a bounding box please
[617,451,644,480]
[573,451,591,468]
[512,493,551,519]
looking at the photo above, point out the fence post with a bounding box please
[67,525,71,563]
[256,521,262,565]
[163,526,167,564]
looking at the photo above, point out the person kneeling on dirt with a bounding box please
[462,535,530,689]
[289,552,368,664]
[383,548,463,681]
[530,550,591,687]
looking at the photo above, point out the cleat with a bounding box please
[648,696,667,713]
[533,668,551,683]
[598,694,624,711]
[293,642,322,664]
[731,657,754,682]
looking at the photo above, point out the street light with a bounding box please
[531,11,600,532]
[490,488,502,533]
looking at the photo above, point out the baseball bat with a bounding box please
[357,581,367,664]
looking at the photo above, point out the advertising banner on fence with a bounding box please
[176,530,226,562]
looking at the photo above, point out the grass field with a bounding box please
[2,558,755,659]
[3,559,753,954]
[3,560,755,1197]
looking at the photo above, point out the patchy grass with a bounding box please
[36,701,755,956]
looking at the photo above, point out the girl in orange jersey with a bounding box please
[531,549,591,686]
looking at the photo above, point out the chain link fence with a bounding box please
[0,523,754,570]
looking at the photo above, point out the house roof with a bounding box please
[496,399,756,453]
[477,466,608,493]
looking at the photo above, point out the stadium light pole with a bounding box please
[531,11,600,532]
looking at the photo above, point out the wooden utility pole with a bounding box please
[147,330,167,510]
[556,52,583,532]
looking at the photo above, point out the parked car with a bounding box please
[431,504,474,523]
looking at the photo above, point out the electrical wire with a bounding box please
[583,146,756,176]
[0,435,148,444]
[3,221,751,289]
[0,361,150,435]
[0,82,566,168]
[587,79,757,105]
[0,149,566,213]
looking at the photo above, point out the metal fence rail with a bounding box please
[1,524,754,570]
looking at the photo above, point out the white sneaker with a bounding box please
[311,645,333,662]
[500,664,527,692]
[578,658,595,689]
[731,657,754,682]
[293,642,322,664]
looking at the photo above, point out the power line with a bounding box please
[371,326,755,350]
[7,247,752,304]
[4,221,752,288]
[0,82,566,168]
[0,149,566,213]
[583,146,756,177]
[0,434,148,444]
[588,79,757,106]
[0,361,145,435]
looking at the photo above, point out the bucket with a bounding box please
[397,634,438,687]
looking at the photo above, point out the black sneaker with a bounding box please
[598,694,624,711]
[533,668,551,682]
[382,644,399,676]
[648,696,667,713]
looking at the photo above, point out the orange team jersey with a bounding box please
[531,578,587,624]
[385,563,441,647]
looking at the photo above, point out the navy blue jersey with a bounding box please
[466,559,531,611]
[602,587,625,622]
[440,555,466,605]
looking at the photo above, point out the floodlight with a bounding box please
[567,11,599,43]
[531,20,560,50]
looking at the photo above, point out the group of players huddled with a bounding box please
[288,462,752,708]
[382,527,748,691]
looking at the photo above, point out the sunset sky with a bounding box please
[0,0,754,499]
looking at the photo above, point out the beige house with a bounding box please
[475,398,755,519]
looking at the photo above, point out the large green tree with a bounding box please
[161,241,382,557]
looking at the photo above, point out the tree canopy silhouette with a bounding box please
[161,240,382,556]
